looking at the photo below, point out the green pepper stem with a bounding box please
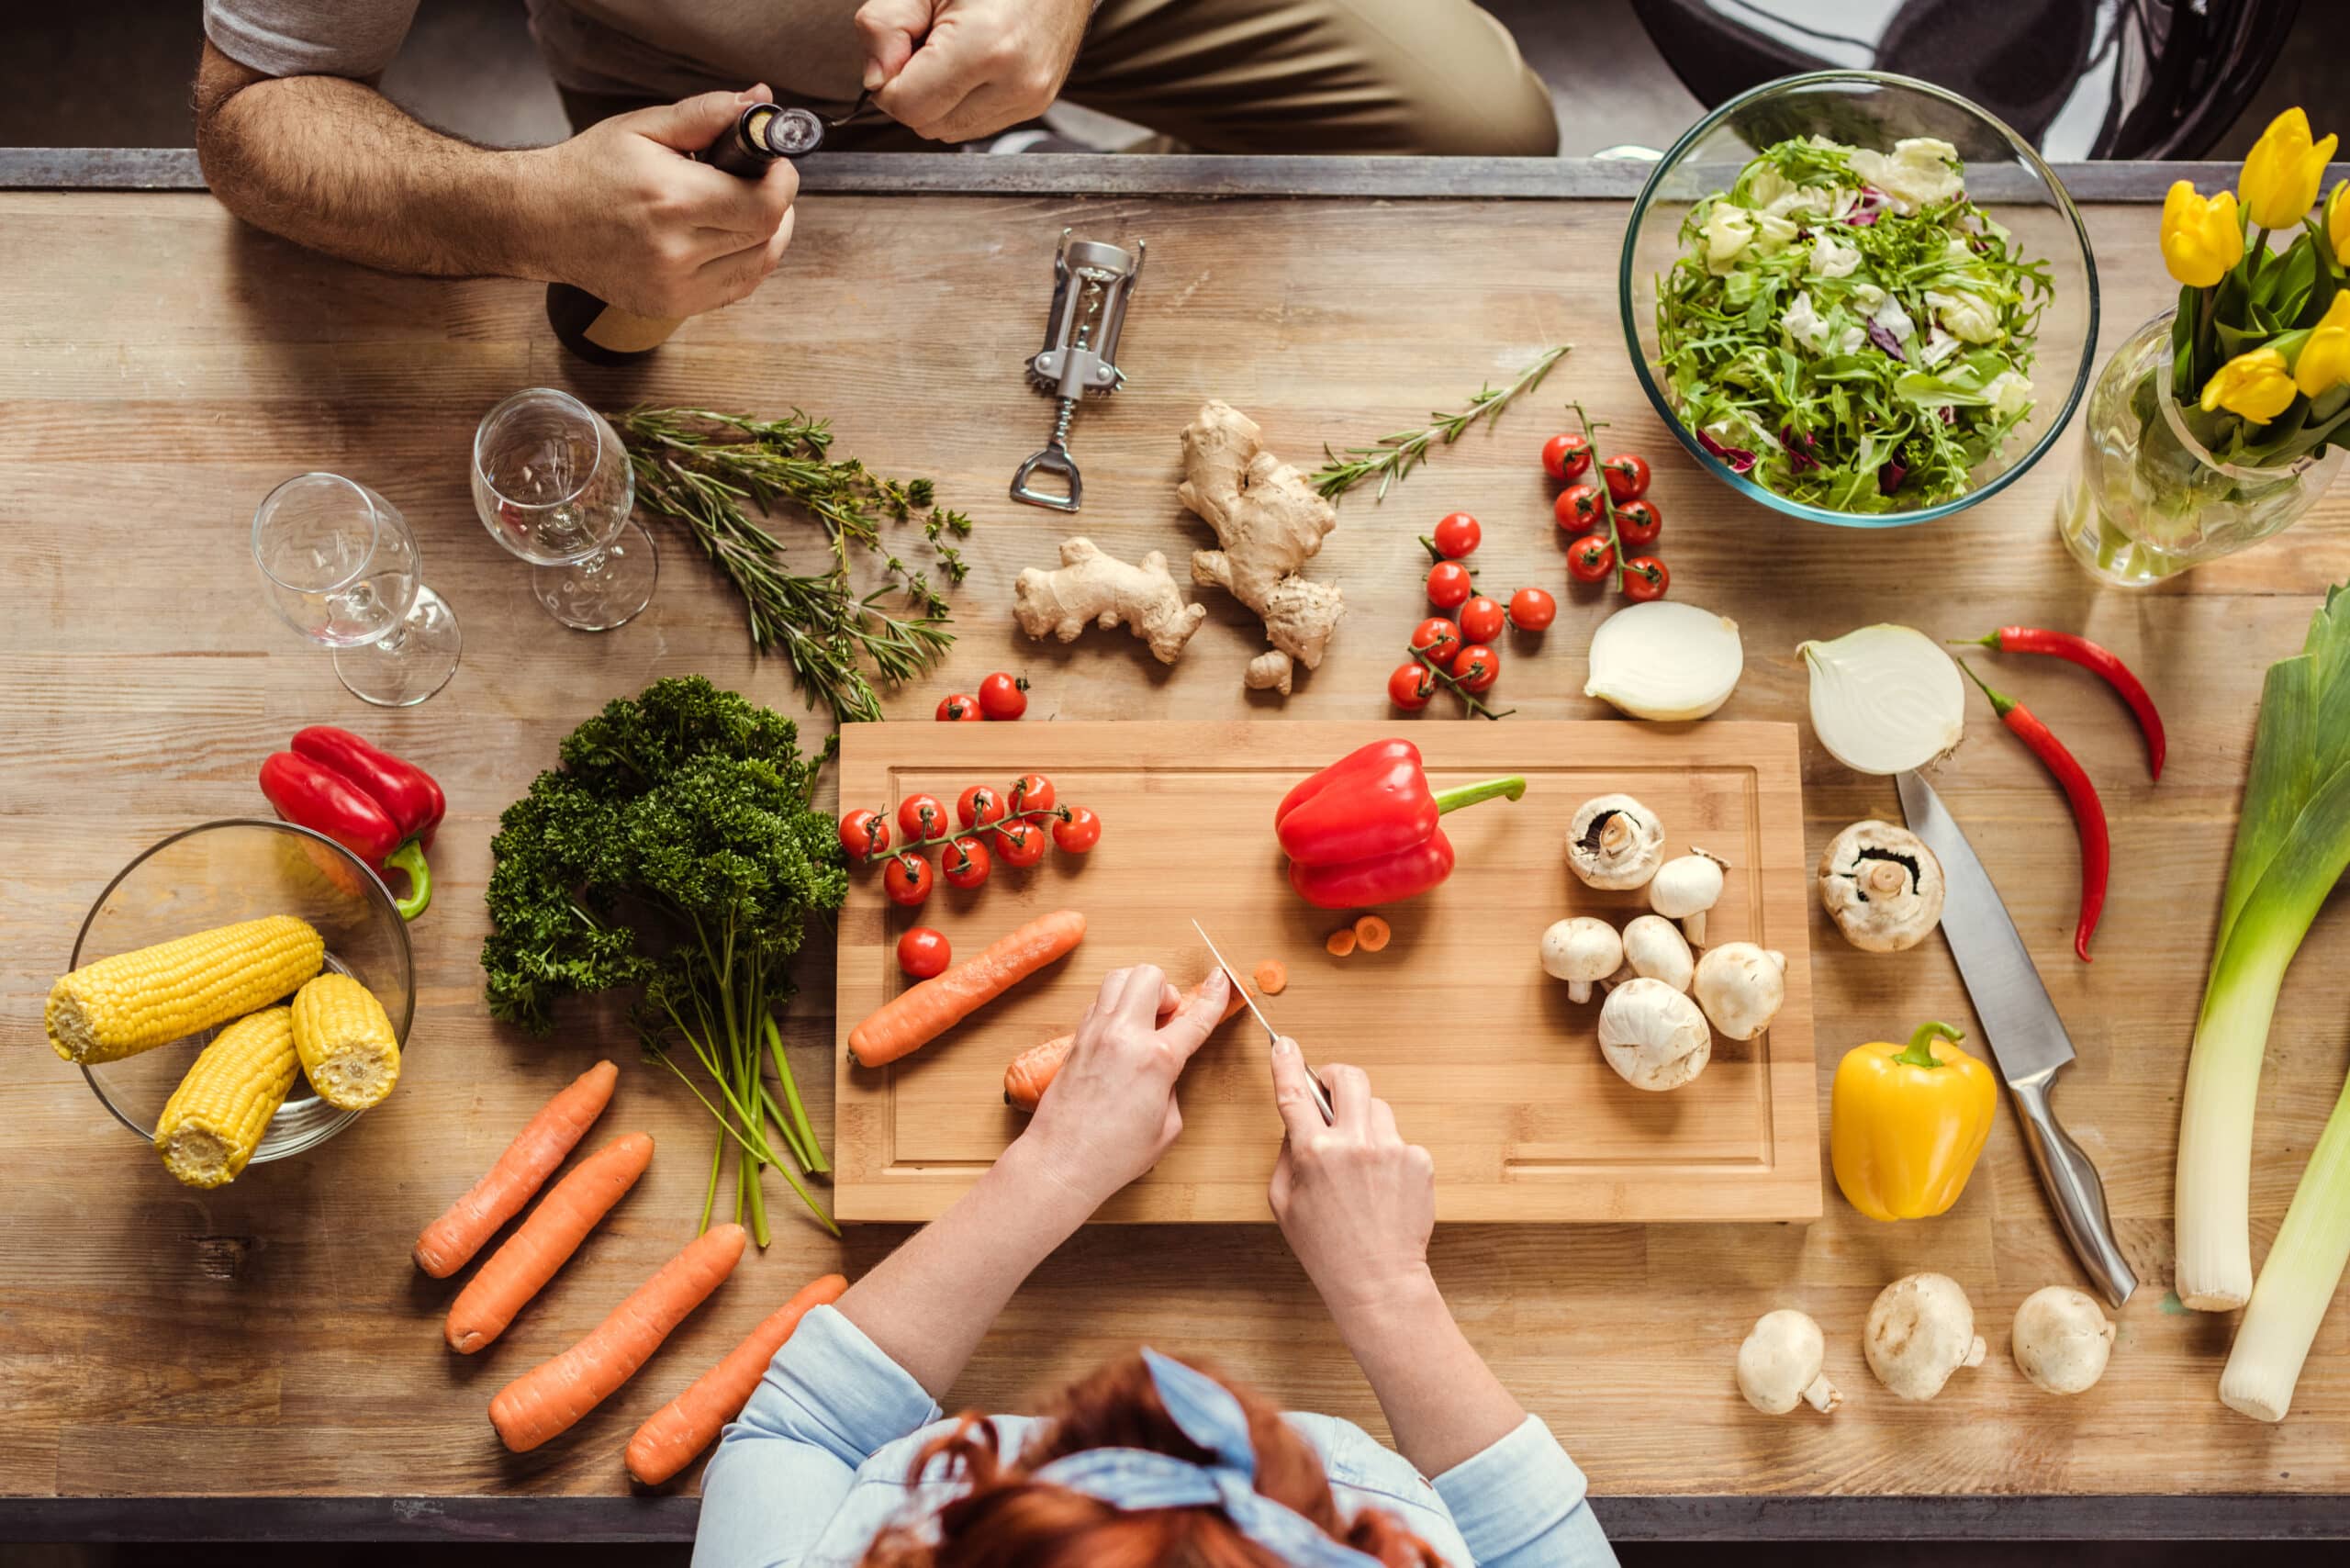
[384,839,432,921]
[1953,656,2017,719]
[1433,776,1527,815]
[1894,1020,1966,1069]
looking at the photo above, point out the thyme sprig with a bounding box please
[1312,345,1571,501]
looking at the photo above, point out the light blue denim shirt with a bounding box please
[693,1306,1617,1568]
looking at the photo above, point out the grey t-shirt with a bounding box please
[203,0,867,109]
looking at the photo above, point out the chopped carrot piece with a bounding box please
[1253,959,1289,995]
[1353,915,1391,952]
[1325,927,1358,958]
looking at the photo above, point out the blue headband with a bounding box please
[1025,1348,1385,1568]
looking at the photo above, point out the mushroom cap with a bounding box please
[1596,978,1712,1091]
[1567,795,1667,890]
[1864,1272,1986,1401]
[1737,1308,1831,1416]
[1540,917,1622,983]
[1651,851,1726,919]
[2010,1285,2115,1395]
[1818,821,1945,953]
[1693,943,1787,1041]
[1618,914,1695,992]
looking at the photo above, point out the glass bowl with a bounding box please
[1620,71,2099,528]
[68,819,415,1163]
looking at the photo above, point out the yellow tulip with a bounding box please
[2295,294,2350,398]
[2330,180,2350,264]
[2161,181,2244,287]
[2201,347,2299,423]
[2240,107,2339,230]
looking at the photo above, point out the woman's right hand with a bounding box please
[1267,1043,1437,1317]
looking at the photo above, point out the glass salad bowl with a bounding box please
[1620,71,2099,528]
[69,819,415,1164]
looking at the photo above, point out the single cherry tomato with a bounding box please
[1541,431,1593,481]
[935,693,982,722]
[837,809,890,863]
[1051,806,1102,853]
[1431,512,1482,559]
[1615,497,1662,548]
[882,855,934,907]
[1507,586,1557,631]
[1008,772,1055,814]
[1388,662,1436,711]
[1427,560,1473,610]
[1410,617,1462,667]
[1453,644,1500,693]
[896,793,946,844]
[1601,454,1651,503]
[1458,595,1505,644]
[996,817,1048,868]
[1553,483,1605,531]
[957,783,1007,831]
[1623,554,1671,601]
[978,671,1029,721]
[1566,532,1616,584]
[897,926,951,979]
[942,834,992,890]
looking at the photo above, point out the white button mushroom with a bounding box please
[1736,1309,1842,1416]
[1693,943,1786,1041]
[1616,914,1694,992]
[1596,978,1712,1091]
[1863,1272,1986,1401]
[1649,849,1726,944]
[2010,1285,2116,1395]
[1818,821,1945,952]
[1566,795,1666,890]
[1540,917,1622,1004]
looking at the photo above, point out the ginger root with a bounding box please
[1179,401,1343,695]
[1013,537,1207,665]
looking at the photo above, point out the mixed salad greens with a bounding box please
[1656,135,2053,512]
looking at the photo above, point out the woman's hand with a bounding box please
[1018,964,1229,1211]
[1268,1046,1437,1317]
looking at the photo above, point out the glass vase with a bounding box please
[2058,309,2344,586]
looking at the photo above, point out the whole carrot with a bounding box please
[446,1132,655,1354]
[1958,659,2111,961]
[488,1223,748,1453]
[624,1272,849,1485]
[416,1060,619,1278]
[847,910,1086,1068]
[1003,975,1247,1111]
[1959,627,2165,780]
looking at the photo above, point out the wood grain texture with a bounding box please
[2,186,2349,1518]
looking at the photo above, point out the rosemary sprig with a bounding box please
[1312,345,1571,501]
[615,407,974,725]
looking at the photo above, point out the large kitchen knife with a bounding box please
[1897,769,2137,1307]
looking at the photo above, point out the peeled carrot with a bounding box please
[1352,915,1391,953]
[1254,958,1288,995]
[846,910,1086,1068]
[1325,927,1357,957]
[488,1223,748,1454]
[445,1132,655,1355]
[624,1272,849,1484]
[1003,977,1249,1111]
[415,1059,619,1278]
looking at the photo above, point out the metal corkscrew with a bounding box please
[1012,230,1145,511]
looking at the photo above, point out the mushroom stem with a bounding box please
[1683,909,1708,946]
[1863,860,1907,897]
[1599,815,1634,856]
[1800,1373,1842,1413]
[1568,979,1593,1003]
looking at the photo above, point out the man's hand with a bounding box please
[526,86,799,319]
[856,0,1094,143]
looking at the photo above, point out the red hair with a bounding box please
[858,1352,1443,1568]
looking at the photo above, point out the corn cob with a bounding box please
[155,1006,300,1187]
[47,915,324,1065]
[290,972,401,1110]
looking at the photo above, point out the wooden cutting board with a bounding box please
[834,720,1818,1224]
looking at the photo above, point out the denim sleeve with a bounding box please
[690,1306,945,1568]
[1430,1415,1618,1568]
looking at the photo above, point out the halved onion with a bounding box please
[1585,601,1744,722]
[1798,624,1965,775]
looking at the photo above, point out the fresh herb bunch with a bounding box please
[1312,345,1571,501]
[1656,137,2053,512]
[618,407,975,724]
[482,676,847,1240]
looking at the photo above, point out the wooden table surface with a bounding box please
[5,170,2350,1538]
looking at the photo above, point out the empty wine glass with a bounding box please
[252,473,462,707]
[471,386,656,631]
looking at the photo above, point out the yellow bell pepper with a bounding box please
[1831,1021,1998,1223]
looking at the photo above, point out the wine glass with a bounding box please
[471,386,657,631]
[252,472,462,707]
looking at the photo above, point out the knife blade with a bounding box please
[1897,769,2137,1306]
[1192,920,1335,1125]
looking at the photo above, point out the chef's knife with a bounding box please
[1897,769,2136,1306]
[1192,920,1336,1125]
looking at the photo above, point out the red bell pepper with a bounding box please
[258,732,441,920]
[292,726,445,847]
[1276,738,1523,909]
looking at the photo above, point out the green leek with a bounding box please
[2221,1074,2350,1419]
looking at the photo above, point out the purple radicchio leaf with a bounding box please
[1844,186,1886,228]
[1938,405,1956,426]
[1878,459,1908,496]
[1695,427,1758,474]
[1866,320,1907,361]
[1780,426,1820,475]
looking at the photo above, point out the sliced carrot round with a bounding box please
[1325,928,1358,958]
[1253,958,1289,995]
[1353,915,1391,953]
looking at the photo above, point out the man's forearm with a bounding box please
[1329,1269,1528,1477]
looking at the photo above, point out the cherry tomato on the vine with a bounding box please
[1431,512,1482,559]
[1566,533,1616,584]
[1388,662,1436,711]
[1623,555,1671,601]
[957,784,1007,831]
[883,856,933,907]
[897,926,951,979]
[1458,595,1505,645]
[942,834,992,890]
[1008,773,1055,814]
[1554,483,1605,531]
[1051,806,1102,853]
[936,693,982,722]
[1507,586,1557,631]
[1427,560,1473,610]
[896,793,946,844]
[996,818,1048,868]
[1615,498,1662,548]
[1601,454,1651,504]
[1453,644,1501,693]
[1410,617,1462,667]
[1541,431,1593,482]
[837,809,890,862]
[978,671,1028,721]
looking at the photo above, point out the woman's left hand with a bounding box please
[1017,963,1230,1209]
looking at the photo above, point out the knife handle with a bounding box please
[2011,1073,2138,1308]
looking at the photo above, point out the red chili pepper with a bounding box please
[1959,628,2165,780]
[260,735,440,921]
[1958,659,2109,962]
[1274,738,1523,908]
[292,726,446,846]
